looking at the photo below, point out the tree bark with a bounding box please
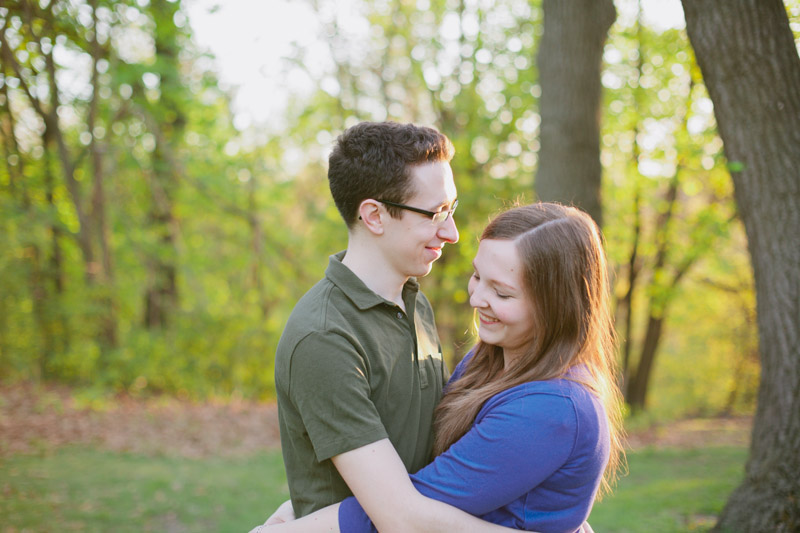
[535,0,616,226]
[88,0,117,348]
[681,1,800,530]
[142,0,184,329]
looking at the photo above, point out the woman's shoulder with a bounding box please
[501,375,588,397]
[480,377,598,420]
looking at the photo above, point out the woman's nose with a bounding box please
[469,286,486,309]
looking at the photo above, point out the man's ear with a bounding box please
[358,200,384,235]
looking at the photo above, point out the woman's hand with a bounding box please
[247,499,296,532]
[248,503,340,533]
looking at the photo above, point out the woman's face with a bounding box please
[468,238,536,367]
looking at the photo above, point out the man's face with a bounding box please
[382,161,459,279]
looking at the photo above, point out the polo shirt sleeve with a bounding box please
[288,331,388,462]
[338,389,578,530]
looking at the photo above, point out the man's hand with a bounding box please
[266,499,296,525]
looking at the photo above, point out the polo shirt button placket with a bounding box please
[396,311,403,319]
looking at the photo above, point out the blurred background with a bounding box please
[1,0,798,530]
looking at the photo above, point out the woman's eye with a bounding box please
[496,292,510,299]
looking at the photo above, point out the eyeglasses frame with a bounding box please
[376,198,458,224]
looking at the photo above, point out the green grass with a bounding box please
[0,445,747,532]
[588,446,748,532]
[0,447,289,532]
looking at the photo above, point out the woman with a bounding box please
[258,202,625,533]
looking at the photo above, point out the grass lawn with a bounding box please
[588,446,748,532]
[0,445,747,532]
[0,447,289,532]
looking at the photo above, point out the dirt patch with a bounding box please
[625,416,752,450]
[0,382,752,458]
[0,383,281,458]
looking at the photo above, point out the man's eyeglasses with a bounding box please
[377,199,458,225]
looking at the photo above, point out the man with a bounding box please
[275,121,458,517]
[261,122,531,532]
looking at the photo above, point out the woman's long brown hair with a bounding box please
[432,202,625,497]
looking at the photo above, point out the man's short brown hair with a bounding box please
[328,121,455,228]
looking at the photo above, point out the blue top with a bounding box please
[338,351,610,532]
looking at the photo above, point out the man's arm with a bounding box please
[255,440,522,533]
[332,439,520,533]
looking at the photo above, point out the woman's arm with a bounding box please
[331,439,521,533]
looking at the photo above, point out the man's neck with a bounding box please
[341,240,408,310]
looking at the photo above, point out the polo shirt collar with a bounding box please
[326,251,420,310]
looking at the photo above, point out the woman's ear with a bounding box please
[357,200,384,235]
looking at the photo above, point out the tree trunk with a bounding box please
[1,37,59,376]
[618,4,646,387]
[625,164,680,410]
[247,171,270,319]
[681,1,800,530]
[626,314,664,410]
[143,0,185,329]
[88,0,117,348]
[535,0,615,226]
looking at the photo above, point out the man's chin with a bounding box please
[415,263,435,278]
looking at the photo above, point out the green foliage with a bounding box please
[4,0,789,417]
[0,0,342,398]
[600,11,755,414]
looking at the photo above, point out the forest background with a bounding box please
[4,0,791,416]
[1,0,799,529]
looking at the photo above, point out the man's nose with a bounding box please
[438,214,459,244]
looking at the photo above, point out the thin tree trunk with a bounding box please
[143,0,184,329]
[619,186,640,386]
[626,314,663,409]
[619,2,646,387]
[0,36,23,202]
[88,0,117,348]
[681,1,800,530]
[535,0,616,226]
[247,173,270,319]
[625,173,679,411]
[40,9,96,282]
[3,2,98,283]
[1,34,57,376]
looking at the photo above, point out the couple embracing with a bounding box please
[250,121,624,533]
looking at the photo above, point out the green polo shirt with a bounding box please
[275,251,449,517]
